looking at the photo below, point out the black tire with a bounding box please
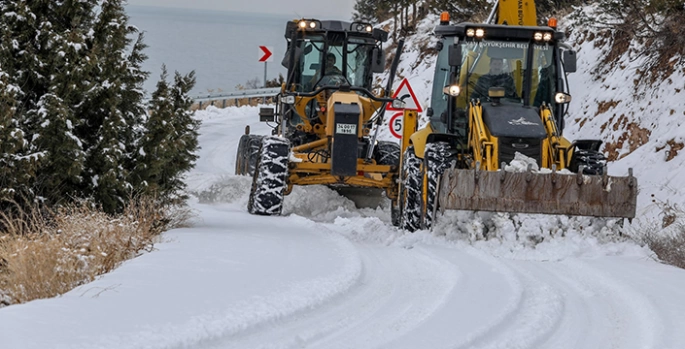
[570,149,607,175]
[244,135,265,176]
[400,146,423,232]
[374,141,401,167]
[235,135,265,176]
[234,134,249,175]
[247,137,290,216]
[424,142,455,230]
[390,199,401,227]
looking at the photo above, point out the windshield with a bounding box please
[430,38,558,134]
[460,40,556,106]
[290,34,376,92]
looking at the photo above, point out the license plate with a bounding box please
[336,123,357,135]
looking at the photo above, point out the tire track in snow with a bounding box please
[204,223,461,349]
[117,218,366,349]
[442,249,565,349]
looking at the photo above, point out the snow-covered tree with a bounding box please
[0,0,196,213]
[132,67,200,205]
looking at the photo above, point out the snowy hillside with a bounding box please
[372,10,684,227]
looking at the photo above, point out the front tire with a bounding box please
[247,137,290,215]
[424,142,455,230]
[400,146,423,232]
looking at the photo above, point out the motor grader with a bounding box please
[396,1,638,231]
[235,18,405,215]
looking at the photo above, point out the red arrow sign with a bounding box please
[258,46,273,62]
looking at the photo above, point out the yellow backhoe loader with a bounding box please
[236,18,405,215]
[396,1,638,231]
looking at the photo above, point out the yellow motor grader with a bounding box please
[236,18,405,215]
[396,1,638,231]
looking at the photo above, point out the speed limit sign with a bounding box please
[389,112,403,139]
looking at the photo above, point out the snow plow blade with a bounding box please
[438,167,637,218]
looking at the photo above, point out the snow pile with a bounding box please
[191,105,646,261]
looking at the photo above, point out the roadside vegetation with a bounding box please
[0,1,200,306]
[0,197,192,307]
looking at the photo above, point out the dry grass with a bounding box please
[632,197,685,270]
[642,229,685,269]
[0,197,192,306]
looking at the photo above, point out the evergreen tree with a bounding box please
[77,0,145,213]
[0,68,38,203]
[132,67,200,205]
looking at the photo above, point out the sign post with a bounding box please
[258,45,274,87]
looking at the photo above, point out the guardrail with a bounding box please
[192,87,281,109]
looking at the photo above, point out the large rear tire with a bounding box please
[247,137,290,216]
[424,142,455,230]
[235,134,264,176]
[400,146,423,232]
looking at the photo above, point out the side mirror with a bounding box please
[281,46,302,69]
[448,44,462,67]
[371,47,386,73]
[563,50,577,73]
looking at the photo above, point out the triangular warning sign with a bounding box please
[386,78,423,112]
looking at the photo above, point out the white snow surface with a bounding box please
[2,104,685,349]
[3,9,685,349]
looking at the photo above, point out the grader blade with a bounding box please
[438,167,637,218]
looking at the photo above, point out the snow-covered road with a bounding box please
[2,106,685,349]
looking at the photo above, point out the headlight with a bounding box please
[554,92,572,104]
[365,25,373,32]
[391,99,406,109]
[280,95,295,104]
[475,29,485,38]
[466,28,476,37]
[309,21,316,29]
[442,85,461,97]
[534,32,543,41]
[298,21,307,29]
[543,32,553,41]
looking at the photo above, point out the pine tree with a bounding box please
[0,68,39,203]
[77,0,144,213]
[132,67,200,205]
[166,71,200,204]
[1,0,198,212]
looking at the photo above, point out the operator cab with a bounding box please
[282,19,388,93]
[429,21,577,137]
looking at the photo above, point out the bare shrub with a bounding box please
[0,197,192,306]
[632,196,685,269]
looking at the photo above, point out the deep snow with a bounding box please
[2,7,685,349]
[2,104,685,349]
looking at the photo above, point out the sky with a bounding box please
[126,0,358,20]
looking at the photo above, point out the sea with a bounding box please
[125,5,293,96]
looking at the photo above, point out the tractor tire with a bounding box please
[234,135,249,175]
[570,149,607,175]
[247,137,290,216]
[374,141,401,167]
[390,199,401,227]
[400,146,423,232]
[235,134,264,176]
[424,142,456,230]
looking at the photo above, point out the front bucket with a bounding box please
[438,167,637,218]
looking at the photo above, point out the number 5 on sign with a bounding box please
[389,112,403,139]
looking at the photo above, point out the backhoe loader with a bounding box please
[397,1,638,231]
[236,18,405,215]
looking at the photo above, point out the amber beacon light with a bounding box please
[440,12,450,25]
